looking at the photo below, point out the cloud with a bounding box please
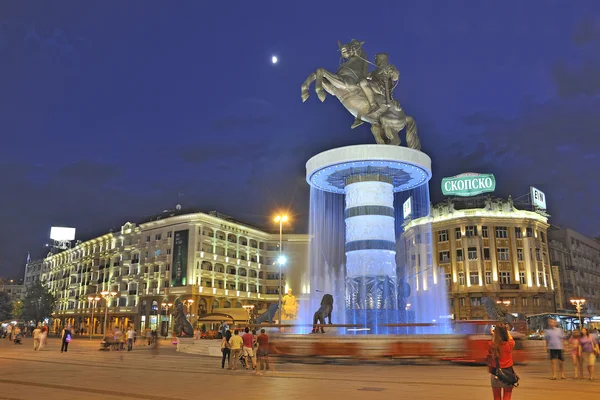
[572,19,600,45]
[56,161,121,183]
[552,59,600,98]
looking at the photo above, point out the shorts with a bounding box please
[582,351,597,366]
[242,347,254,358]
[549,349,564,361]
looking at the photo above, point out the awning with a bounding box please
[197,308,249,323]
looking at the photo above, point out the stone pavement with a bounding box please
[0,337,596,400]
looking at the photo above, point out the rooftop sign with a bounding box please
[441,173,496,197]
[530,186,547,210]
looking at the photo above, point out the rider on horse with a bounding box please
[352,53,401,129]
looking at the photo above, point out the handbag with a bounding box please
[495,356,519,387]
[65,334,72,343]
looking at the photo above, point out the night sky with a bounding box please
[1,1,599,278]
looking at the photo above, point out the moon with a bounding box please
[271,55,278,64]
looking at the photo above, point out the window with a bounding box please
[497,248,510,261]
[519,271,526,284]
[459,298,465,307]
[468,247,478,260]
[167,231,172,238]
[153,265,160,273]
[455,228,462,239]
[533,297,540,306]
[470,297,481,306]
[470,271,479,285]
[154,249,161,257]
[538,272,544,284]
[145,251,149,258]
[514,227,522,238]
[540,232,545,243]
[427,254,433,265]
[155,234,161,241]
[535,248,541,261]
[438,230,448,242]
[165,264,170,271]
[526,227,533,238]
[499,271,511,284]
[439,251,450,263]
[485,271,492,285]
[482,226,488,238]
[456,249,463,261]
[495,227,508,239]
[517,248,524,261]
[458,272,465,285]
[465,225,478,237]
[521,298,528,306]
[483,248,491,260]
[167,249,171,255]
[445,273,452,287]
[146,236,151,242]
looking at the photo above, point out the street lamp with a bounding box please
[570,298,586,328]
[496,299,511,307]
[274,214,289,325]
[100,291,117,337]
[162,301,173,337]
[242,304,255,324]
[87,296,101,340]
[185,299,194,319]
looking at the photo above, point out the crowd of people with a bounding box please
[220,327,270,375]
[545,319,599,380]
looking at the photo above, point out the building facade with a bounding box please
[0,282,26,304]
[403,197,555,320]
[41,210,309,334]
[549,228,600,314]
[23,258,44,289]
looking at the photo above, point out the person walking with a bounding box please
[38,325,48,351]
[127,327,135,351]
[544,319,566,380]
[579,327,598,380]
[61,325,72,353]
[221,329,232,369]
[488,324,516,400]
[568,330,582,378]
[256,328,270,374]
[32,325,42,351]
[229,330,244,370]
[6,324,12,341]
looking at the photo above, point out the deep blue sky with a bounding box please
[1,1,599,278]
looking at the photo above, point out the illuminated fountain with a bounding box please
[302,144,448,334]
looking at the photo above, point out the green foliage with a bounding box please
[0,291,12,321]
[12,301,23,320]
[21,283,56,324]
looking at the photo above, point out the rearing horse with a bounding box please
[301,39,420,149]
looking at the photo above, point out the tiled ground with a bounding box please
[0,337,595,399]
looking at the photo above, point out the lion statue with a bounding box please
[172,297,194,337]
[311,294,334,334]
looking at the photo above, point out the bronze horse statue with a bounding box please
[301,39,421,149]
[172,297,194,337]
[311,294,334,334]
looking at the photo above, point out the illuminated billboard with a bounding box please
[50,227,76,241]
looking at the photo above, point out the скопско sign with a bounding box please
[441,173,496,197]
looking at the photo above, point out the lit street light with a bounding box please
[100,291,118,337]
[274,214,289,325]
[88,295,100,340]
[162,301,173,337]
[570,298,586,327]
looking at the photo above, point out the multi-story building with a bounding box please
[549,228,600,314]
[24,258,44,289]
[403,196,555,320]
[0,281,26,304]
[41,209,309,334]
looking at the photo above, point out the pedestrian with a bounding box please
[127,327,135,351]
[32,325,42,351]
[39,325,48,351]
[256,328,270,374]
[579,327,598,380]
[5,324,11,341]
[544,319,565,380]
[241,327,255,370]
[61,325,72,353]
[488,324,516,400]
[229,330,244,370]
[221,329,232,369]
[568,330,582,378]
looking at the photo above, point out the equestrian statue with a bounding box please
[172,297,194,337]
[301,39,421,149]
[311,293,334,334]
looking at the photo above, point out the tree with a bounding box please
[12,301,23,320]
[21,283,56,325]
[0,291,12,321]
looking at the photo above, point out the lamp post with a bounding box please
[162,301,173,337]
[570,298,586,328]
[88,296,100,340]
[185,299,194,320]
[274,214,288,325]
[100,291,117,337]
